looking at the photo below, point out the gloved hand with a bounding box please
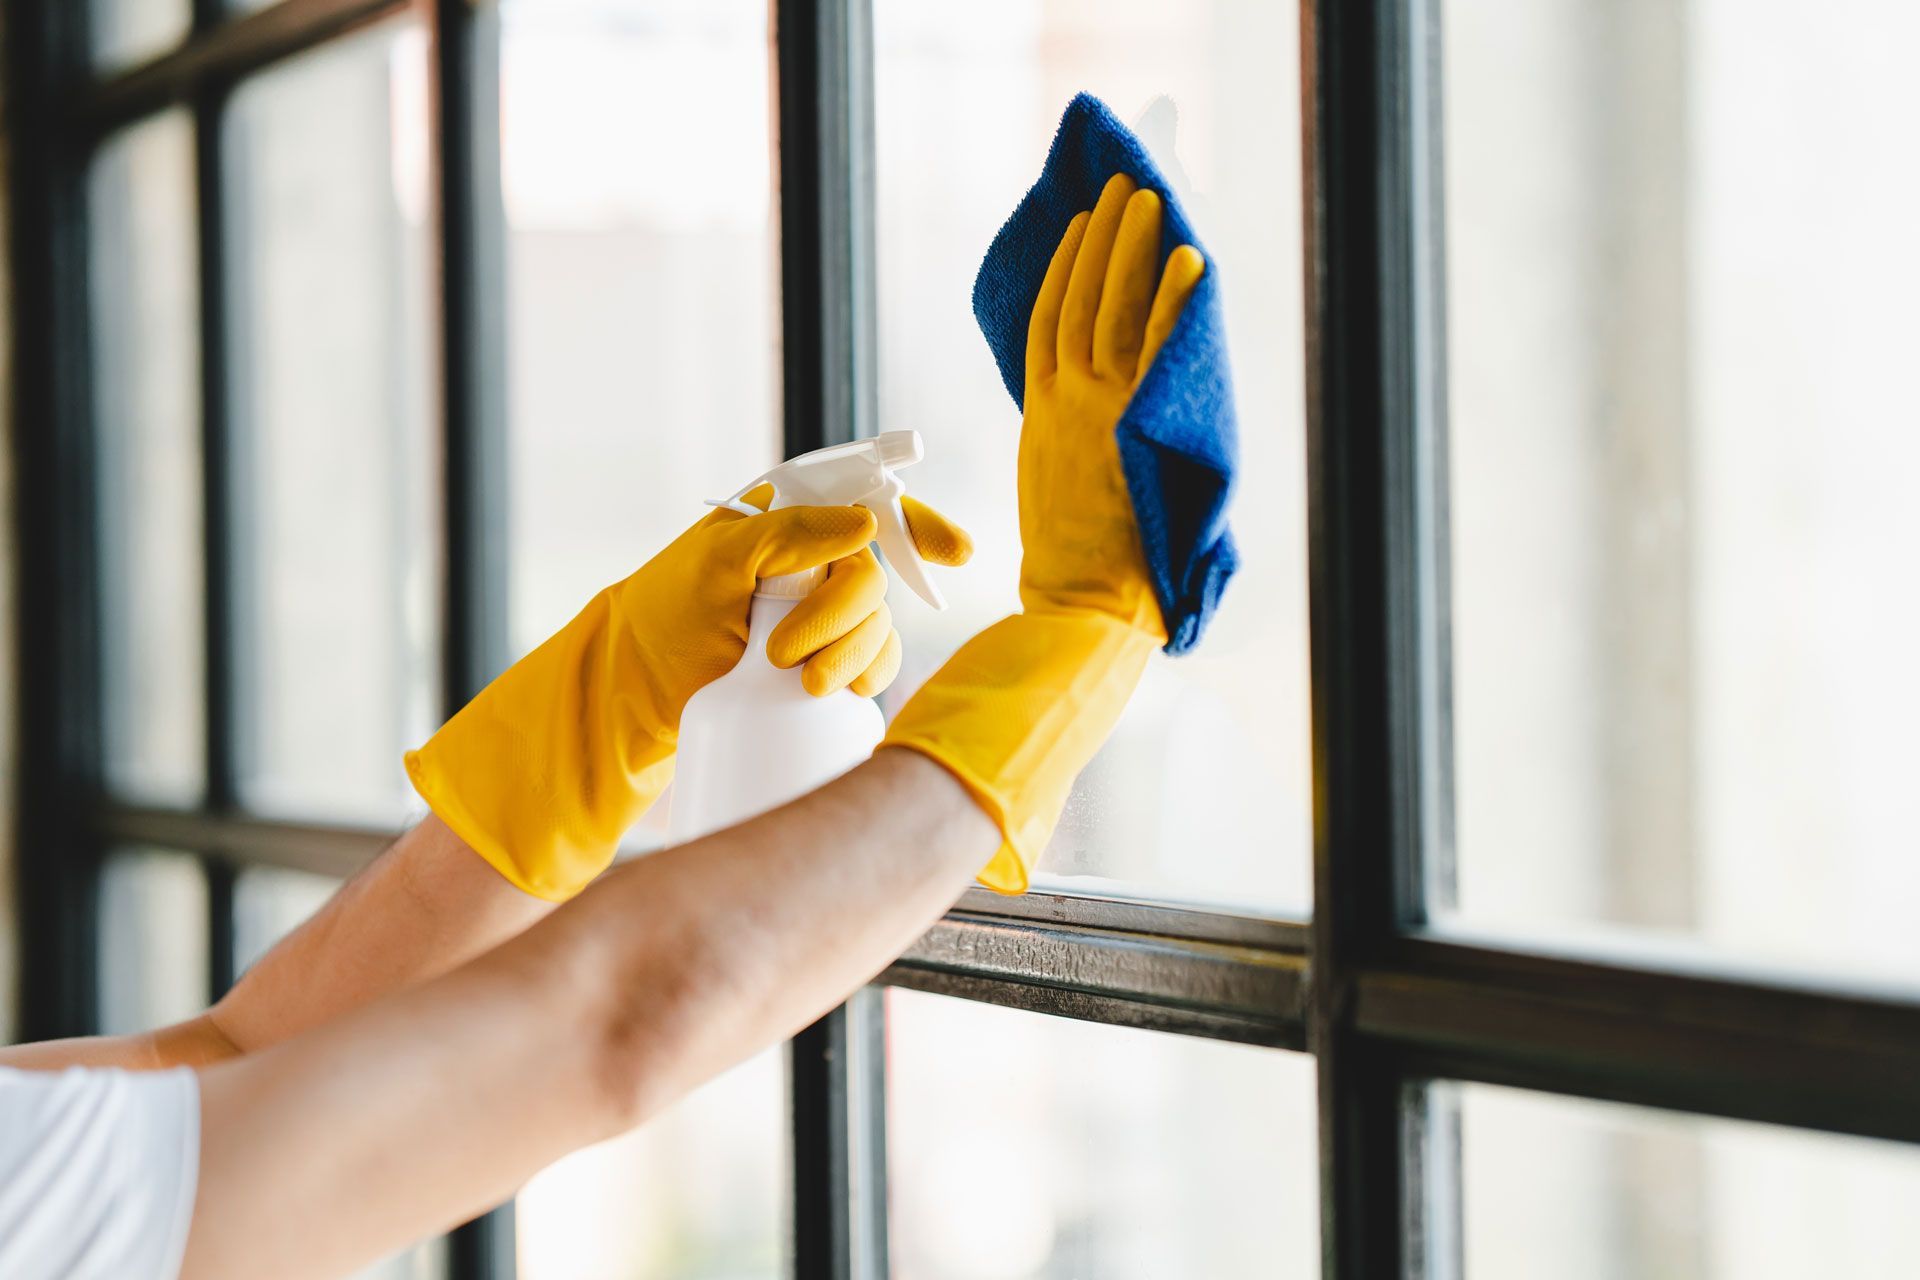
[408,489,972,900]
[884,173,1204,893]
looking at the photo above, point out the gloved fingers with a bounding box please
[801,601,893,697]
[765,548,887,669]
[695,481,775,529]
[1026,211,1091,388]
[849,628,903,698]
[902,495,974,567]
[720,503,877,580]
[1059,174,1139,371]
[1136,245,1205,384]
[1092,188,1165,383]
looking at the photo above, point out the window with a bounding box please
[1444,0,1920,984]
[870,0,1312,911]
[1453,1083,1920,1278]
[12,3,1920,1280]
[90,108,206,807]
[225,22,438,825]
[885,989,1318,1278]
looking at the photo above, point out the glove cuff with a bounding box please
[404,588,677,901]
[881,609,1156,894]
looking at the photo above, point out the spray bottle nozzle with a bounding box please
[709,430,948,611]
[872,430,922,468]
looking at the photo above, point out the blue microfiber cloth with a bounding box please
[973,92,1239,656]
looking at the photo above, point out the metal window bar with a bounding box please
[777,1,889,1275]
[86,804,1920,1144]
[8,0,104,1044]
[1303,0,1449,1271]
[189,0,244,1002]
[428,0,514,1271]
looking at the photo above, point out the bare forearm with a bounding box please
[0,818,551,1074]
[206,815,553,1055]
[184,749,992,1280]
[0,1018,237,1071]
[559,748,995,1118]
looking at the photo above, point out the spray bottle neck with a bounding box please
[755,568,824,600]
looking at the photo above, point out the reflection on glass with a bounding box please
[227,22,438,824]
[1456,1082,1920,1278]
[1444,2,1920,978]
[517,1047,785,1280]
[91,0,191,71]
[98,848,207,1036]
[886,989,1317,1279]
[90,110,207,806]
[498,0,779,851]
[233,865,339,976]
[872,0,1310,910]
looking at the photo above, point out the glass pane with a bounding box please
[98,848,208,1035]
[872,0,1310,910]
[1444,2,1920,978]
[498,0,781,851]
[233,865,339,975]
[227,22,438,824]
[90,110,207,806]
[1455,1082,1920,1278]
[886,989,1317,1278]
[91,0,191,71]
[517,1046,785,1279]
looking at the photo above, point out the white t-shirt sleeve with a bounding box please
[0,1064,200,1280]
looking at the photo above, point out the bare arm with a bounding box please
[0,817,552,1072]
[183,749,993,1280]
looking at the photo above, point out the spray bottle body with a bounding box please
[665,431,943,845]
[668,591,884,844]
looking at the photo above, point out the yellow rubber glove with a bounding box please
[408,489,972,900]
[884,174,1205,894]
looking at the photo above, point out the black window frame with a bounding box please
[10,2,1920,1279]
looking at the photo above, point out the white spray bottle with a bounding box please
[667,430,947,844]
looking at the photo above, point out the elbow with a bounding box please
[575,928,732,1141]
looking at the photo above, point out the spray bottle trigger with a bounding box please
[868,475,946,611]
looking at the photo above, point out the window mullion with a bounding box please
[9,0,106,1042]
[191,91,231,790]
[1304,0,1452,1275]
[191,74,241,1022]
[778,0,887,1276]
[205,858,238,1000]
[430,0,514,1274]
[432,0,510,711]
